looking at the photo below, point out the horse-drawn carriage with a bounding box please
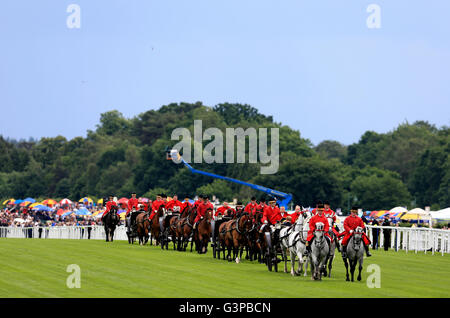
[211,212,232,259]
[160,206,181,250]
[126,207,149,244]
[261,221,284,272]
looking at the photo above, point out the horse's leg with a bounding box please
[350,259,356,282]
[328,254,334,278]
[281,247,288,273]
[357,256,363,281]
[343,257,350,281]
[289,250,296,276]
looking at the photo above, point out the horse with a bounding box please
[136,211,150,245]
[192,207,213,254]
[246,212,263,262]
[224,213,253,263]
[168,205,188,251]
[280,212,309,276]
[309,222,330,281]
[343,226,365,282]
[103,205,120,242]
[323,216,337,277]
[175,206,196,251]
[149,205,165,246]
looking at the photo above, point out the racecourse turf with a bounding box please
[0,238,449,298]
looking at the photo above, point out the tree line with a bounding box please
[0,102,448,212]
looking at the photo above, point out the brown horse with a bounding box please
[192,207,213,254]
[149,205,165,246]
[136,211,150,245]
[246,212,263,261]
[224,213,253,263]
[175,206,196,251]
[168,205,189,250]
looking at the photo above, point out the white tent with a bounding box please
[407,208,428,215]
[389,206,408,213]
[430,208,450,220]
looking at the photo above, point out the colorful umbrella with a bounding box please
[75,208,92,216]
[97,198,104,204]
[42,199,57,206]
[29,202,42,208]
[60,198,73,205]
[56,209,69,216]
[33,205,52,212]
[62,211,74,217]
[139,197,149,203]
[23,197,36,203]
[2,199,15,205]
[118,197,129,204]
[369,211,379,218]
[78,197,94,205]
[20,201,33,207]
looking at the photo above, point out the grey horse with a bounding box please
[343,226,364,282]
[280,211,311,276]
[309,222,330,281]
[323,216,336,277]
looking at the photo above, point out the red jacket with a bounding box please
[152,200,164,212]
[181,201,193,211]
[324,208,336,223]
[166,199,183,211]
[244,202,258,215]
[261,206,282,225]
[127,198,139,213]
[290,211,301,223]
[195,202,213,222]
[215,206,235,217]
[105,201,118,214]
[343,214,365,233]
[307,213,330,241]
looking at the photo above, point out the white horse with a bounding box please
[343,226,365,282]
[280,210,311,276]
[310,222,330,281]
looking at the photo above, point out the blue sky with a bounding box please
[0,0,449,145]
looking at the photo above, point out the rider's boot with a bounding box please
[341,244,347,258]
[364,245,372,257]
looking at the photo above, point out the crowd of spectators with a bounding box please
[0,204,105,228]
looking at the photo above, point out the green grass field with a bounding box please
[0,238,449,298]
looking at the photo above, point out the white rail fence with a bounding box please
[1,225,449,256]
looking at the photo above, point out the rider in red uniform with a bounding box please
[290,205,303,223]
[126,193,139,217]
[340,207,372,257]
[261,200,282,225]
[193,195,214,229]
[166,194,183,212]
[181,197,193,212]
[215,201,235,218]
[305,203,331,255]
[102,195,117,222]
[149,194,164,221]
[244,197,258,216]
[311,200,322,216]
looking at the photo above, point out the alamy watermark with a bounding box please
[171,120,279,174]
[66,264,81,288]
[66,4,81,29]
[366,264,381,288]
